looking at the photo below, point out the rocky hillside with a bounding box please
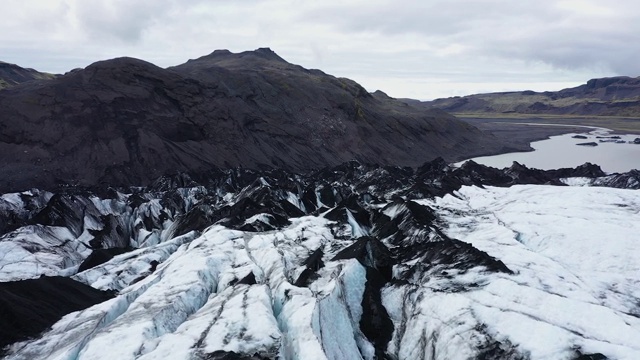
[416,76,640,117]
[0,61,56,89]
[0,48,511,193]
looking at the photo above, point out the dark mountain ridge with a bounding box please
[0,48,511,193]
[0,61,56,89]
[417,76,640,116]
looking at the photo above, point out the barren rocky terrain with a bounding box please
[0,48,512,193]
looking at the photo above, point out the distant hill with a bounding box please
[415,76,640,117]
[0,48,510,192]
[0,61,56,89]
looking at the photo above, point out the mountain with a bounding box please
[0,48,511,193]
[1,159,639,359]
[0,61,56,89]
[4,50,638,359]
[416,76,640,117]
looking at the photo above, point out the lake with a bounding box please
[459,125,640,174]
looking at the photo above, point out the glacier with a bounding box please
[0,160,639,359]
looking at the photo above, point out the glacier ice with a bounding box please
[1,161,639,359]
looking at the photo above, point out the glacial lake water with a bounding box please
[459,126,640,174]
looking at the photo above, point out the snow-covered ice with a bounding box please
[2,166,640,360]
[408,185,640,359]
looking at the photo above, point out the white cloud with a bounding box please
[1,0,638,99]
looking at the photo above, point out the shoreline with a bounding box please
[453,117,640,168]
[463,120,587,154]
[455,118,640,173]
[458,115,640,134]
[461,116,640,151]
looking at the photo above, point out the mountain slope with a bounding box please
[0,61,56,90]
[418,76,640,117]
[0,48,511,193]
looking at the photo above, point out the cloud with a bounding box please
[72,0,168,43]
[1,0,639,99]
[304,0,640,75]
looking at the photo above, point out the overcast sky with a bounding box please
[2,0,639,100]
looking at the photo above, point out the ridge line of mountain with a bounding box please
[0,48,517,193]
[412,76,640,117]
